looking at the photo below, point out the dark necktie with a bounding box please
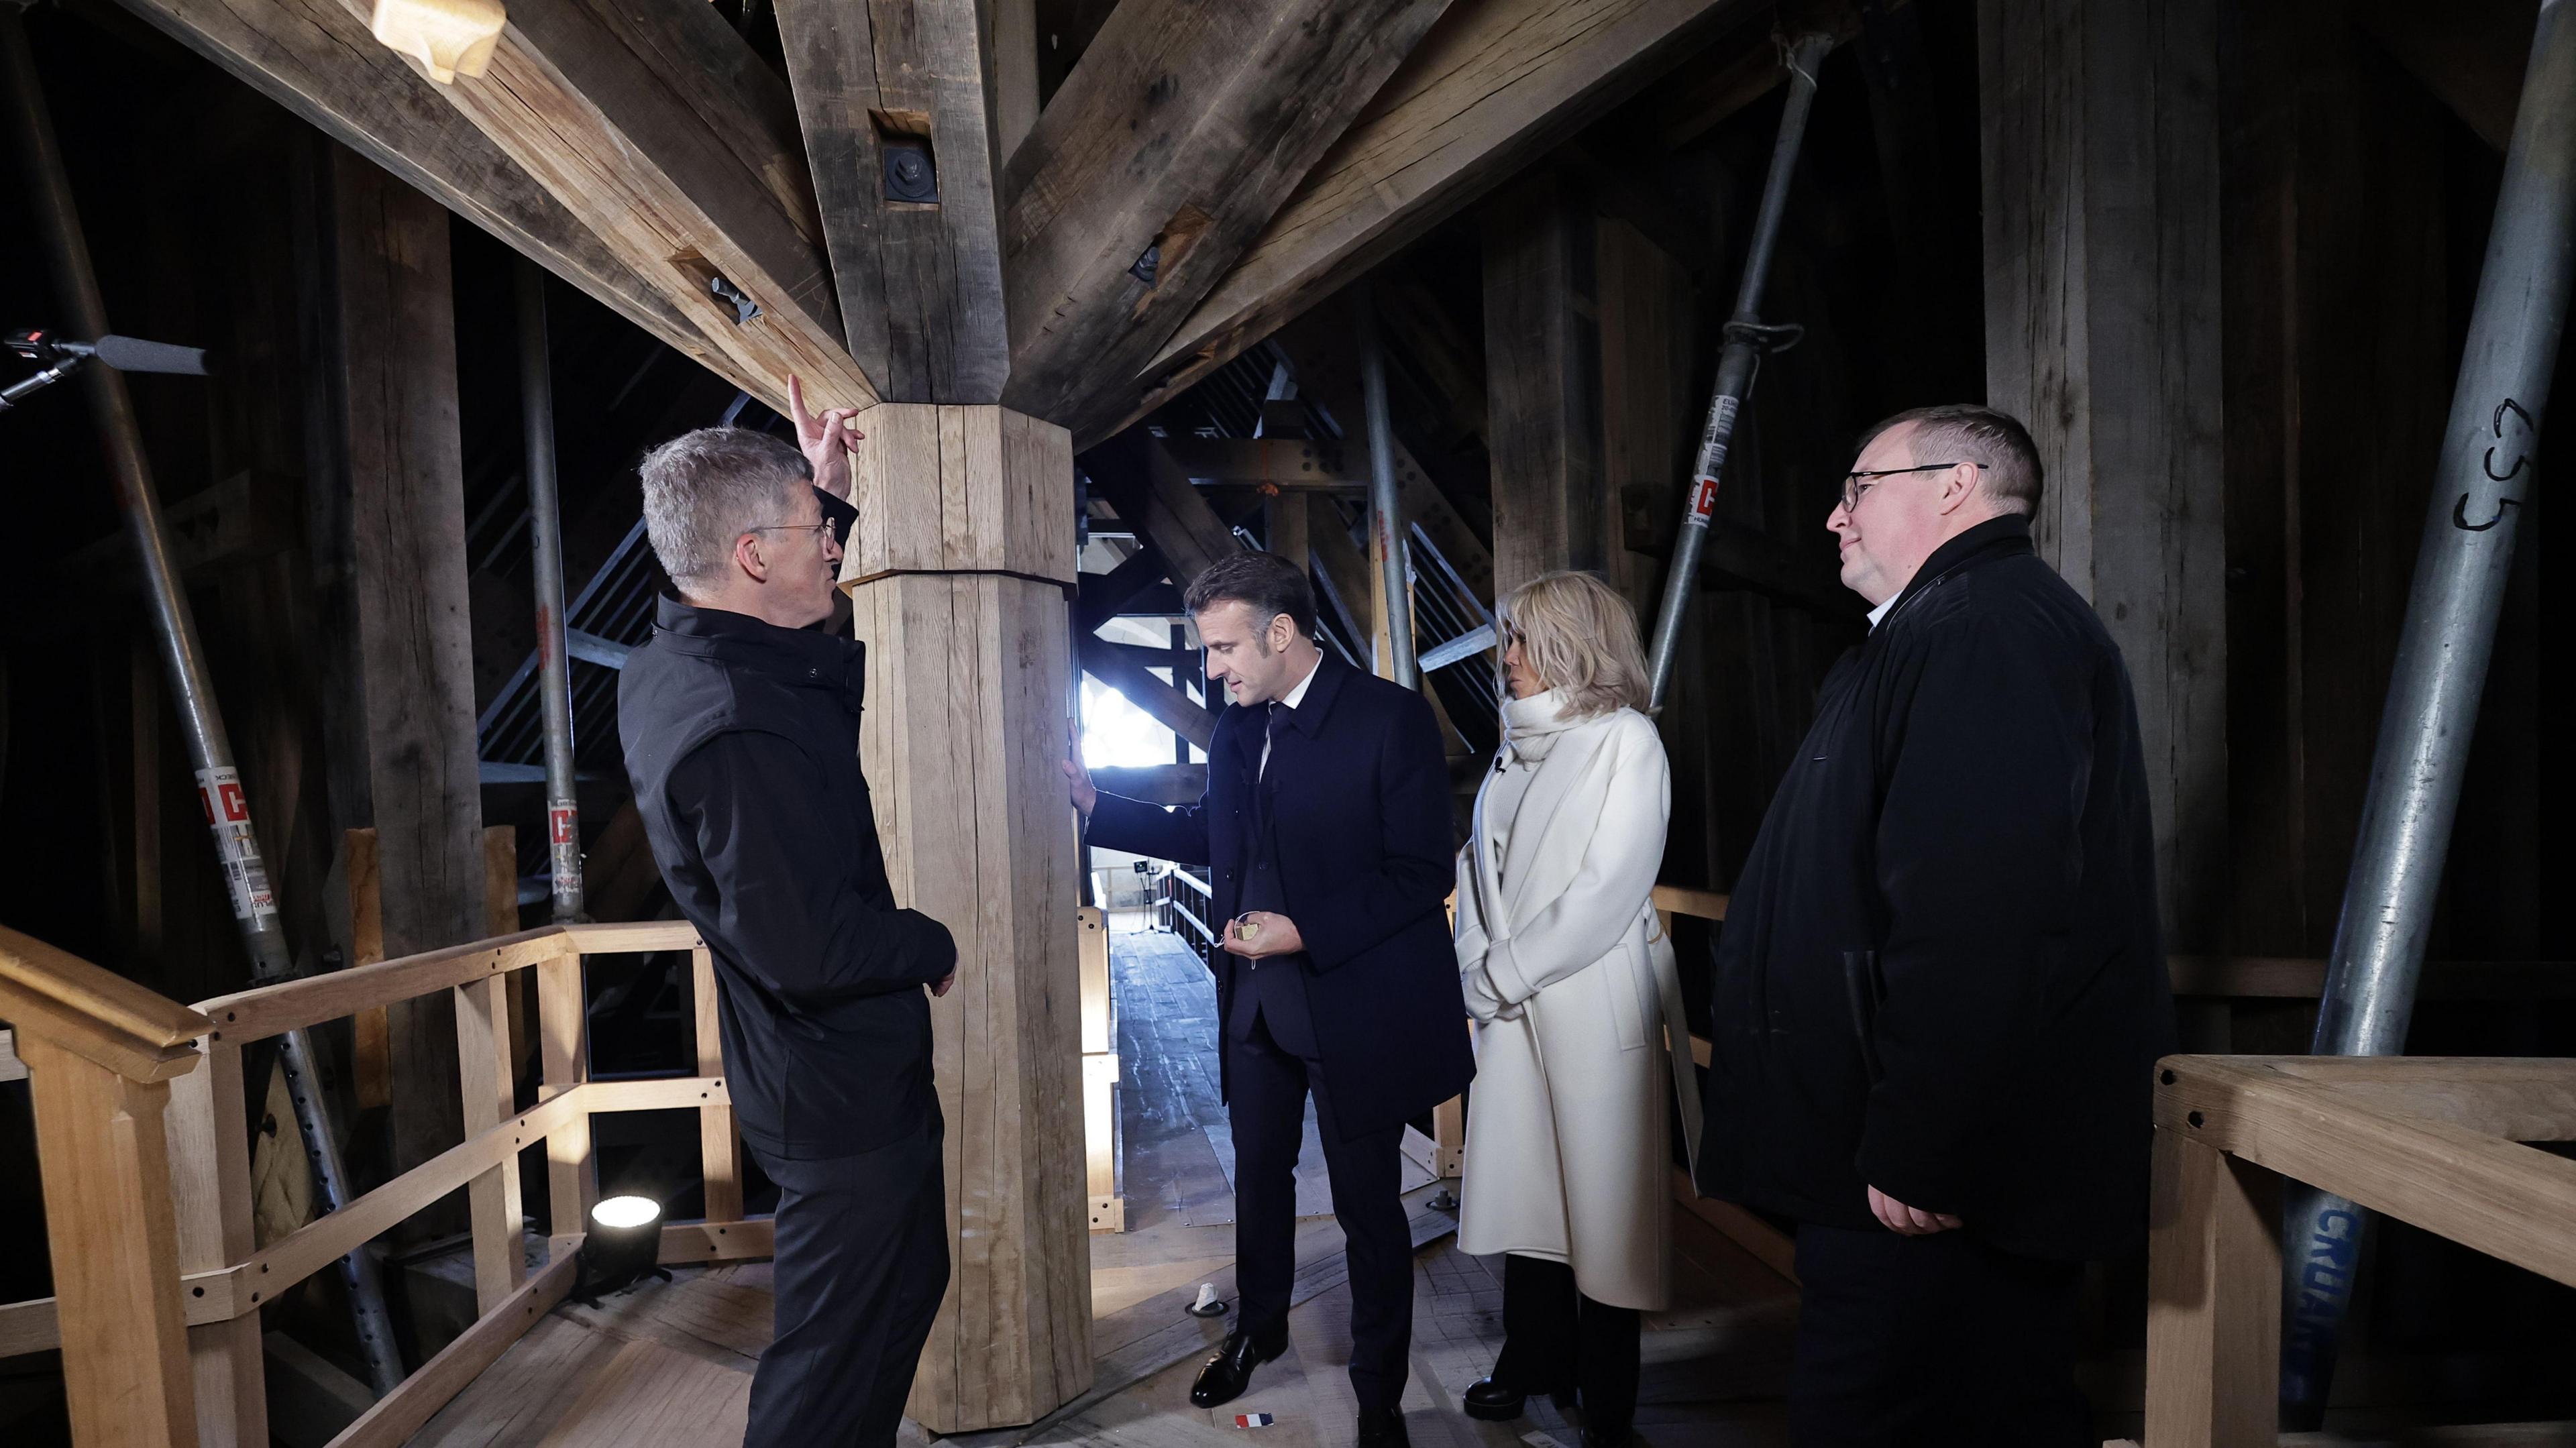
[1262,702,1286,781]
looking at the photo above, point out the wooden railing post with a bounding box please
[1077,907,1123,1232]
[22,1032,200,1447]
[455,974,525,1312]
[2145,1125,2280,1447]
[537,945,594,1255]
[2,924,215,1448]
[167,1038,268,1445]
[690,944,743,1223]
[456,827,529,1313]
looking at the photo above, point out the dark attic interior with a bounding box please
[2,0,2576,1445]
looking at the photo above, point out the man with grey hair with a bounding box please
[1697,403,2172,1445]
[620,395,957,1448]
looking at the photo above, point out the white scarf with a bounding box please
[1500,687,1582,764]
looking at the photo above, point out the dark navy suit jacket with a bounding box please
[1087,651,1474,1138]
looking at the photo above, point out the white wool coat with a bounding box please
[1452,696,1695,1311]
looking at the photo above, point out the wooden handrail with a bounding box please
[2,917,738,1448]
[193,927,574,1044]
[0,926,210,1049]
[0,927,211,1447]
[561,919,705,954]
[1651,883,1729,921]
[2147,1054,2576,1441]
[0,925,211,1081]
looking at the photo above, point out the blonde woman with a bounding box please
[1452,571,1697,1448]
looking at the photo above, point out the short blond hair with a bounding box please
[1496,571,1649,718]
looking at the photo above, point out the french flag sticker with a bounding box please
[1233,1413,1275,1428]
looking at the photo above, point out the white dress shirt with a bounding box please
[1258,653,1324,778]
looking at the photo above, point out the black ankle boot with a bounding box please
[1460,1375,1527,1421]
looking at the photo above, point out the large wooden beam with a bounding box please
[774,0,1012,402]
[1113,0,1760,445]
[999,0,1456,436]
[1083,432,1246,590]
[1077,636,1220,753]
[111,0,712,372]
[838,410,1091,1431]
[372,0,868,412]
[1982,0,2225,948]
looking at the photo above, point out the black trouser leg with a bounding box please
[1308,1050,1411,1410]
[1493,1254,1576,1392]
[1225,1012,1307,1344]
[745,1110,950,1448]
[1493,1254,1639,1428]
[1788,1225,2090,1448]
[1576,1290,1641,1434]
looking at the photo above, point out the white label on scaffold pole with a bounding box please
[195,766,278,923]
[1685,396,1739,528]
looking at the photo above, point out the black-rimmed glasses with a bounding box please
[1840,462,1972,512]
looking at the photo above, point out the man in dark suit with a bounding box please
[1697,405,2174,1445]
[1065,551,1471,1448]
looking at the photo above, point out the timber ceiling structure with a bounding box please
[108,0,1774,451]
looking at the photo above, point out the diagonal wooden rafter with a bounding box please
[1078,635,1217,751]
[998,0,1457,436]
[121,0,875,412]
[113,0,714,372]
[422,0,875,412]
[773,0,1014,403]
[1096,0,1766,447]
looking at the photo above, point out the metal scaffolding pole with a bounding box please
[1642,30,1834,711]
[0,8,406,1395]
[2278,0,2576,1425]
[516,259,584,924]
[1353,288,1417,687]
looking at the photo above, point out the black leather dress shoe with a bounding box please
[1189,1329,1285,1408]
[1356,1405,1410,1447]
[1460,1376,1528,1421]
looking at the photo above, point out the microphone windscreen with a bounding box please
[92,335,209,375]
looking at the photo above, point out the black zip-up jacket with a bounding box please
[1695,514,2176,1261]
[620,594,955,1161]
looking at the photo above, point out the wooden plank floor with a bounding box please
[413,926,1799,1447]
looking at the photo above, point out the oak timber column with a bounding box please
[1980,0,2227,945]
[303,143,486,1188]
[775,0,1091,1429]
[841,413,1090,1431]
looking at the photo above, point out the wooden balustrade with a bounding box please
[2145,1055,2576,1443]
[0,917,745,1448]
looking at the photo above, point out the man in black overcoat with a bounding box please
[620,411,958,1448]
[1065,551,1472,1448]
[1695,405,2176,1445]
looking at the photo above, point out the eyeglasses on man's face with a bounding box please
[747,518,841,545]
[1838,461,1972,513]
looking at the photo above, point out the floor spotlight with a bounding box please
[575,1194,670,1304]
